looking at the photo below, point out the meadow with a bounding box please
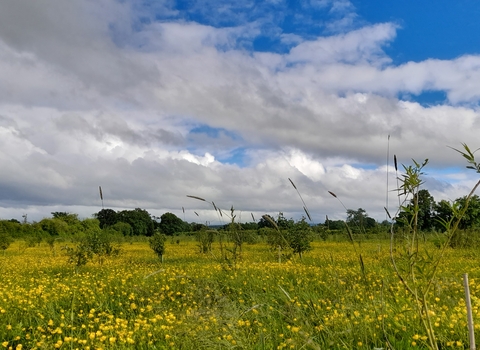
[1,236,479,350]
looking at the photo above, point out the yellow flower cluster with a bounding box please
[0,240,479,348]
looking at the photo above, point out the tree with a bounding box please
[397,189,436,231]
[0,229,13,255]
[258,215,276,229]
[277,212,294,230]
[95,209,118,229]
[241,222,258,230]
[325,219,346,231]
[265,216,313,259]
[455,194,480,229]
[346,208,368,233]
[51,212,79,226]
[107,222,132,236]
[433,200,454,231]
[285,218,313,259]
[346,208,377,233]
[158,212,187,236]
[0,220,23,238]
[416,189,436,231]
[191,223,208,232]
[117,208,154,236]
[39,218,69,236]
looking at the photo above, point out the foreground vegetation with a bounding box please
[1,236,480,349]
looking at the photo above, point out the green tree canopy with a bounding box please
[258,215,276,229]
[117,208,154,236]
[158,212,188,236]
[286,217,313,259]
[39,218,70,236]
[51,212,79,226]
[433,200,454,231]
[95,209,118,229]
[455,194,480,230]
[397,189,436,231]
[346,208,377,233]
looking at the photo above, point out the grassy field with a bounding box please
[1,237,479,349]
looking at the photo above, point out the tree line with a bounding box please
[1,188,478,242]
[395,189,480,231]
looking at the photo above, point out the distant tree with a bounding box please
[277,212,294,230]
[455,195,480,230]
[241,222,258,230]
[346,208,368,233]
[191,223,208,232]
[313,224,329,241]
[107,222,132,236]
[346,208,377,233]
[0,220,23,238]
[258,215,276,229]
[433,200,454,231]
[265,216,313,259]
[39,218,70,236]
[95,209,118,229]
[0,228,13,255]
[379,220,392,232]
[117,208,154,236]
[416,189,436,231]
[365,217,377,229]
[397,189,436,231]
[325,219,345,231]
[159,212,187,236]
[51,212,79,226]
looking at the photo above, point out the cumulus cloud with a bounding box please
[0,0,479,223]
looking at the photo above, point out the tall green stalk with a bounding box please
[390,145,480,350]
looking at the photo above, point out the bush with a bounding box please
[0,231,13,255]
[149,232,167,261]
[265,218,313,259]
[286,218,313,259]
[196,230,215,253]
[63,230,120,271]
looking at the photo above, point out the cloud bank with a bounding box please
[1,0,479,223]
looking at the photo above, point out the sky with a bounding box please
[2,0,480,225]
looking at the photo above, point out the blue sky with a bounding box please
[1,0,480,223]
[357,0,480,62]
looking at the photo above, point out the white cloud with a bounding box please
[287,23,397,66]
[1,1,480,224]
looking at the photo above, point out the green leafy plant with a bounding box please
[389,145,480,350]
[187,195,244,267]
[195,229,215,253]
[63,230,120,271]
[149,232,167,262]
[285,217,313,259]
[0,231,13,256]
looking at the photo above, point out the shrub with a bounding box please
[196,230,215,253]
[149,232,167,261]
[0,231,13,255]
[63,230,120,271]
[285,217,314,259]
